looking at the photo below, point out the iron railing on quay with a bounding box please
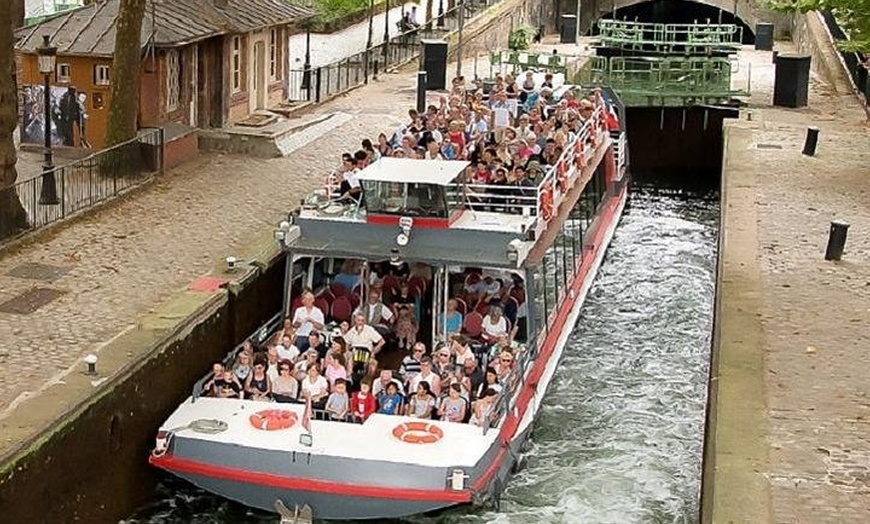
[10,128,163,238]
[287,0,502,104]
[819,11,869,102]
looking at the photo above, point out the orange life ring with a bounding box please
[392,421,444,444]
[539,184,554,222]
[557,161,569,192]
[249,409,298,431]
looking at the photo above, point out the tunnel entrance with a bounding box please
[592,0,755,44]
[625,106,738,189]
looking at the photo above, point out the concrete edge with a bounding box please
[0,227,284,472]
[700,119,773,524]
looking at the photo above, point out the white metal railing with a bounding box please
[612,131,627,180]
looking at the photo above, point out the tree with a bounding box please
[0,1,30,240]
[104,0,146,147]
[771,0,870,52]
[11,0,24,28]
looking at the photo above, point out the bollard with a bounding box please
[802,126,819,156]
[772,50,779,63]
[416,71,427,114]
[824,220,850,261]
[84,354,98,376]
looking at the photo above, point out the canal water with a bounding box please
[124,186,718,524]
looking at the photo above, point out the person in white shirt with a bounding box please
[424,138,443,160]
[481,305,509,344]
[275,334,300,363]
[292,290,325,351]
[410,356,441,397]
[301,364,330,408]
[372,369,405,397]
[451,335,477,367]
[344,313,385,356]
[355,290,393,334]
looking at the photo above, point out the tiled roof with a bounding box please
[16,0,313,56]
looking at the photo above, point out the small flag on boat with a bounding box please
[302,395,312,435]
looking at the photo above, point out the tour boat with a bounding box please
[149,89,629,521]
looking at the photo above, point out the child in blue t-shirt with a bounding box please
[377,382,403,415]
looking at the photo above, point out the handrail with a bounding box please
[191,311,284,402]
[597,19,742,50]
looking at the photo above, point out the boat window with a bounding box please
[361,180,448,218]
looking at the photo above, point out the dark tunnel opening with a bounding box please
[592,0,755,44]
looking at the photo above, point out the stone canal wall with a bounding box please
[0,238,285,524]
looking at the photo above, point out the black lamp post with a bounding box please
[437,0,445,28]
[302,1,313,94]
[365,0,374,81]
[382,0,390,65]
[37,34,59,206]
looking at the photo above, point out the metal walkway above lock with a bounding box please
[596,19,743,55]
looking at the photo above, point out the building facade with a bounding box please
[16,0,311,149]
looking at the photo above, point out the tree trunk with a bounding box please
[11,0,24,28]
[0,1,29,240]
[104,0,146,148]
[425,0,434,30]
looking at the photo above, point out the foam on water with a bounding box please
[124,188,718,524]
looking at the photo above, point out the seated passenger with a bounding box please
[474,367,502,400]
[438,384,467,423]
[481,305,509,345]
[324,352,349,389]
[451,335,477,367]
[494,350,514,384]
[307,331,328,360]
[394,306,418,352]
[469,388,499,427]
[399,343,425,385]
[215,369,244,399]
[441,298,463,336]
[272,359,300,402]
[355,291,394,336]
[372,369,405,397]
[325,379,350,421]
[294,349,320,381]
[265,347,281,383]
[234,353,253,383]
[292,290,325,351]
[245,361,271,401]
[432,345,454,383]
[410,356,442,397]
[351,379,377,421]
[301,364,330,409]
[275,334,299,363]
[377,382,403,415]
[203,362,226,397]
[345,313,386,358]
[406,381,436,419]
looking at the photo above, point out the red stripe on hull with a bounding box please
[149,454,472,503]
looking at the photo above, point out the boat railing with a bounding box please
[484,340,536,435]
[612,130,627,180]
[443,103,608,236]
[190,312,284,402]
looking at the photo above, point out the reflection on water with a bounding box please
[124,188,718,524]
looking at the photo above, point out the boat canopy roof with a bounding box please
[357,157,469,185]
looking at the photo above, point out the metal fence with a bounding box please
[819,11,869,102]
[10,128,163,236]
[288,0,500,103]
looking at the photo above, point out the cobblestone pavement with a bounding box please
[0,51,498,417]
[717,46,870,523]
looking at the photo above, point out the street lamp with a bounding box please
[437,0,445,28]
[456,0,465,77]
[382,0,390,66]
[37,34,59,206]
[302,0,313,96]
[365,0,374,82]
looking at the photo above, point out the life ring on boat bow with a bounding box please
[392,421,444,444]
[249,409,298,431]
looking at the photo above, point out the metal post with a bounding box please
[38,37,59,206]
[383,0,390,67]
[303,27,312,94]
[802,126,819,156]
[824,221,850,261]
[365,0,374,83]
[438,0,445,27]
[416,71,427,114]
[456,0,465,77]
[575,0,581,44]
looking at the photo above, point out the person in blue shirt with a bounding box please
[440,298,463,336]
[377,382,403,415]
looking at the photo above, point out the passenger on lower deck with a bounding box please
[469,387,499,428]
[355,290,394,336]
[351,379,377,421]
[301,364,330,409]
[325,379,349,421]
[272,360,299,402]
[438,384,467,423]
[406,381,436,418]
[245,361,271,401]
[377,382,403,415]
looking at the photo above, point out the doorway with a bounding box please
[253,41,267,110]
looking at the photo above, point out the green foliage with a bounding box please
[508,25,537,50]
[769,0,870,52]
[311,0,370,27]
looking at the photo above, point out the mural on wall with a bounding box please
[21,85,92,148]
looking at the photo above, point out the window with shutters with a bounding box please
[57,63,71,83]
[269,28,278,79]
[94,64,111,86]
[166,49,180,111]
[232,36,242,92]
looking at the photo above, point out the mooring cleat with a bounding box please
[273,500,313,524]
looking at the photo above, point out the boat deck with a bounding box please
[164,397,498,468]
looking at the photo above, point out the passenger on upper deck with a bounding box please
[410,356,441,397]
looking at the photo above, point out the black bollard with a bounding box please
[824,220,850,261]
[416,71,427,114]
[772,50,779,63]
[802,126,819,156]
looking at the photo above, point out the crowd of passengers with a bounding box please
[203,263,526,429]
[331,71,619,205]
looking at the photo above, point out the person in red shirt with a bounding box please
[351,379,377,422]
